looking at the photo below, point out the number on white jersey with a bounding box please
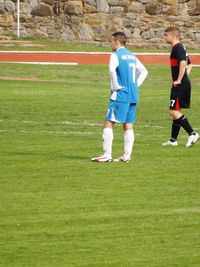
[129,63,136,84]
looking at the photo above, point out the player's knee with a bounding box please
[123,123,133,131]
[169,109,182,119]
[103,120,114,128]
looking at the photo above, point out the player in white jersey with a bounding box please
[91,32,148,162]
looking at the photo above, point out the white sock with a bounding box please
[102,128,113,158]
[124,129,134,159]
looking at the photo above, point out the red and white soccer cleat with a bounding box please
[113,155,130,163]
[91,155,113,163]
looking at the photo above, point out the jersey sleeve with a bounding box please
[135,58,148,87]
[176,45,187,62]
[109,53,119,72]
[109,53,124,90]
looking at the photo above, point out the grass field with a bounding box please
[0,62,200,267]
[1,37,200,53]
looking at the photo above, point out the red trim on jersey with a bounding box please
[170,58,179,67]
[175,98,180,110]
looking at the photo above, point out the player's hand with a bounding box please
[114,86,125,91]
[173,80,181,87]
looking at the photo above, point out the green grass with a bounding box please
[0,63,200,267]
[0,38,111,52]
[1,37,200,53]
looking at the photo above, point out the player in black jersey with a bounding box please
[162,26,199,147]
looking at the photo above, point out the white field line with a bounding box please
[1,119,199,130]
[0,61,78,66]
[1,61,200,67]
[0,129,142,136]
[0,119,165,129]
[20,130,94,135]
[1,51,200,66]
[1,51,200,56]
[1,120,198,137]
[0,51,112,54]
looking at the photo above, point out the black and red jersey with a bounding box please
[170,43,191,82]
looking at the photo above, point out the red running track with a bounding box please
[0,51,200,65]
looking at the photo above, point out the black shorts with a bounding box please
[169,80,191,110]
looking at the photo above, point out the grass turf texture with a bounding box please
[0,63,200,267]
[1,37,200,53]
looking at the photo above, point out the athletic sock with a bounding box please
[102,128,113,158]
[170,120,181,141]
[124,129,134,159]
[175,115,194,135]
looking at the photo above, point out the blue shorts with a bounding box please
[105,100,137,123]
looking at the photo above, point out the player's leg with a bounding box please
[163,107,195,146]
[123,123,134,162]
[163,86,194,146]
[91,101,116,162]
[163,109,182,146]
[175,82,199,146]
[91,120,114,162]
[163,89,181,146]
[102,120,114,159]
[114,103,136,162]
[170,109,199,147]
[170,109,193,135]
[163,87,199,147]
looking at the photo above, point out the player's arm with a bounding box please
[174,45,188,86]
[135,58,148,87]
[109,53,124,90]
[186,57,192,76]
[187,64,192,76]
[173,60,186,86]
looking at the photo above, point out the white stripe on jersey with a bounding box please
[111,90,117,101]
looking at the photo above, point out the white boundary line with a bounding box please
[1,52,200,66]
[0,129,143,136]
[29,62,78,65]
[1,61,199,66]
[0,119,165,129]
[1,51,200,55]
[1,120,199,136]
[0,61,78,65]
[0,129,94,135]
[0,51,112,54]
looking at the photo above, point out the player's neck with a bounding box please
[115,46,125,51]
[171,39,180,47]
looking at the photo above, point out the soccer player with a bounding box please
[162,26,199,147]
[91,32,148,162]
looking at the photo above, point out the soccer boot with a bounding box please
[162,140,178,146]
[113,155,130,163]
[91,155,113,163]
[186,132,200,147]
[192,132,200,144]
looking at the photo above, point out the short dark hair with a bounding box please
[112,32,126,46]
[165,26,180,37]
